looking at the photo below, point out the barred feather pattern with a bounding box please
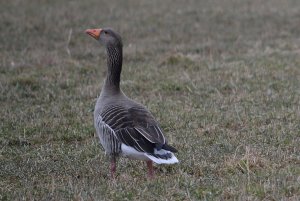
[100,105,132,131]
[95,115,121,155]
[95,105,173,159]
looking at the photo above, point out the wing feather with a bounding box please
[95,115,121,155]
[98,104,170,155]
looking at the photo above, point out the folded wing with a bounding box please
[98,105,177,159]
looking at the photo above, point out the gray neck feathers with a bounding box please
[104,43,122,91]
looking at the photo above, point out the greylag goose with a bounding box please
[85,28,178,178]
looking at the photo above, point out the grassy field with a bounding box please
[1,0,300,200]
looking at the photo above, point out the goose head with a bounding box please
[85,28,122,47]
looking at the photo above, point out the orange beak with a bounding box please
[85,28,102,40]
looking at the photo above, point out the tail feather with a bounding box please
[162,144,178,153]
[145,147,179,164]
[145,152,179,164]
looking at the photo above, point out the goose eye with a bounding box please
[104,31,108,34]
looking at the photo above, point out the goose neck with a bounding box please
[104,44,122,91]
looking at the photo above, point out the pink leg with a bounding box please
[110,158,116,178]
[146,160,154,178]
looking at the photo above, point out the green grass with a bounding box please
[1,0,300,200]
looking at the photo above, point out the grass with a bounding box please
[0,0,300,200]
